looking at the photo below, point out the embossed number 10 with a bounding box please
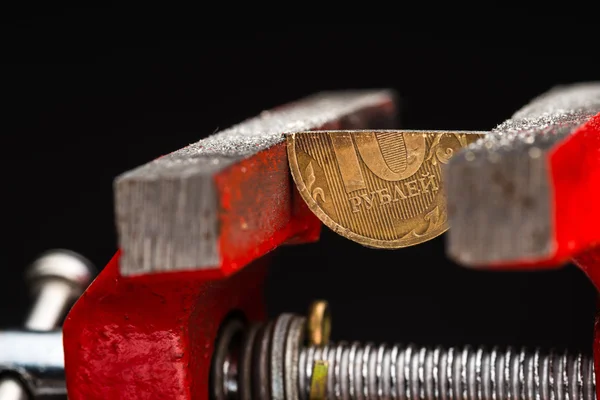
[328,131,426,194]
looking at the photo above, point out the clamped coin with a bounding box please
[59,84,600,400]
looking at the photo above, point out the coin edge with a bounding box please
[286,132,451,249]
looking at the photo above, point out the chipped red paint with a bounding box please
[62,97,397,399]
[484,112,600,400]
[483,112,600,270]
[572,246,600,400]
[215,143,322,277]
[62,141,322,399]
[551,113,600,264]
[63,251,269,400]
[62,142,315,399]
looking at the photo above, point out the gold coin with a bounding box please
[287,130,483,249]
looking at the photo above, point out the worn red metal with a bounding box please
[572,246,600,400]
[61,88,600,399]
[551,114,600,265]
[63,171,314,399]
[472,113,600,270]
[63,145,320,399]
[488,112,600,400]
[64,250,267,399]
[63,93,397,399]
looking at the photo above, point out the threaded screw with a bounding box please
[298,343,595,400]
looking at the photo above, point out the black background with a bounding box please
[0,8,597,353]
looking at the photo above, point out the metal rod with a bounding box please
[298,343,596,400]
[0,250,94,400]
[213,315,597,400]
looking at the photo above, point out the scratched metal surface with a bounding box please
[115,90,394,275]
[445,82,600,266]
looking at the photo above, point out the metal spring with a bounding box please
[297,343,596,400]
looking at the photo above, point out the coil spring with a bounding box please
[298,343,596,400]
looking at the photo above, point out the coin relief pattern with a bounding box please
[287,130,482,248]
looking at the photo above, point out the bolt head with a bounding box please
[26,249,96,295]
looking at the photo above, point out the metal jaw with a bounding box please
[445,82,600,268]
[442,82,600,400]
[60,83,600,400]
[115,90,396,276]
[64,90,398,400]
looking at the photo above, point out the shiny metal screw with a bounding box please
[0,249,95,400]
[214,312,598,400]
[23,249,95,330]
[298,343,596,400]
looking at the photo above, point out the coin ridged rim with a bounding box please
[286,130,482,249]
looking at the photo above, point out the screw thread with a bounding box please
[298,343,596,400]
